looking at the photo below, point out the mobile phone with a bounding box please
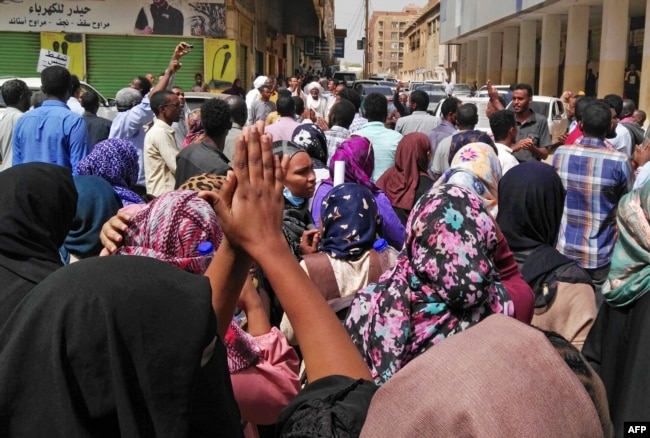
[186,44,193,51]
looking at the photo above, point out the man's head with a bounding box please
[574,96,595,123]
[308,84,321,99]
[41,66,72,101]
[633,109,647,126]
[329,99,356,130]
[364,92,388,123]
[512,83,534,115]
[456,103,479,129]
[292,96,305,116]
[335,83,346,102]
[622,98,636,118]
[566,95,581,119]
[603,94,623,118]
[328,79,339,92]
[629,64,637,72]
[489,109,517,144]
[581,100,613,139]
[195,73,203,85]
[31,91,46,109]
[338,87,362,113]
[1,79,31,112]
[441,97,461,123]
[70,75,82,99]
[398,92,408,107]
[265,76,277,92]
[289,75,299,89]
[225,95,247,127]
[258,84,272,102]
[201,98,232,147]
[409,90,429,112]
[151,89,181,124]
[172,86,185,110]
[276,95,296,118]
[115,87,143,112]
[130,76,152,96]
[146,73,155,86]
[81,90,100,115]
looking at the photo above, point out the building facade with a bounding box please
[400,0,459,82]
[439,0,649,112]
[368,5,421,78]
[0,0,334,97]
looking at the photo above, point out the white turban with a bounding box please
[306,82,324,94]
[254,76,268,89]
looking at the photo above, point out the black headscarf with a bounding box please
[0,162,77,321]
[0,256,242,437]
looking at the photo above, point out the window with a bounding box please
[391,42,398,49]
[392,22,398,29]
[391,32,398,39]
[391,52,398,59]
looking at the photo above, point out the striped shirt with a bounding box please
[553,137,632,269]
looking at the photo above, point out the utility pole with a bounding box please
[364,0,369,79]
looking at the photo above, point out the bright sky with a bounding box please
[335,0,427,64]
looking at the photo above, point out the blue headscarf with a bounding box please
[60,175,121,263]
[319,182,381,259]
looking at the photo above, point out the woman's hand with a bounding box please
[99,210,132,255]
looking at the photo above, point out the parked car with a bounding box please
[378,80,398,94]
[359,86,394,111]
[452,83,473,97]
[477,84,511,98]
[352,80,380,95]
[411,84,447,112]
[0,76,117,120]
[183,92,229,112]
[333,71,358,88]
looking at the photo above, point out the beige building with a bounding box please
[368,5,421,77]
[401,0,459,82]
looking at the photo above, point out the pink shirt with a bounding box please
[264,117,301,142]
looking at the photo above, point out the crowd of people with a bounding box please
[0,40,648,436]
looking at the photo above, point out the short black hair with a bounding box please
[70,74,81,95]
[330,99,356,129]
[489,110,516,142]
[138,75,152,96]
[202,98,232,140]
[441,97,461,117]
[575,96,595,122]
[41,66,72,99]
[364,92,388,122]
[456,103,479,127]
[276,95,296,117]
[150,90,174,116]
[338,87,362,112]
[31,91,46,108]
[603,94,623,118]
[278,88,292,98]
[582,100,612,138]
[225,95,247,127]
[81,90,100,112]
[292,96,305,115]
[1,79,30,106]
[409,90,429,111]
[622,99,636,117]
[514,83,533,98]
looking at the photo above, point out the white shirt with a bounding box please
[444,82,454,96]
[144,118,180,196]
[67,96,84,116]
[495,142,519,175]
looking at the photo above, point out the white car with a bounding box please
[432,97,493,133]
[0,77,117,120]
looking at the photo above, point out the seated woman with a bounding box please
[346,184,515,385]
[76,138,144,206]
[0,162,77,323]
[114,189,300,434]
[497,162,596,348]
[60,175,121,264]
[583,182,650,436]
[311,136,406,249]
[377,132,434,224]
[436,142,535,322]
[281,183,396,343]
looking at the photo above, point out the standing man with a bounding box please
[553,99,632,297]
[511,83,554,162]
[355,92,403,181]
[324,99,355,164]
[288,75,307,106]
[223,95,246,161]
[624,64,641,106]
[12,66,88,173]
[428,97,460,156]
[0,79,30,171]
[171,86,187,148]
[175,98,232,187]
[81,91,112,149]
[248,84,276,125]
[489,110,520,175]
[144,90,182,196]
[445,77,454,97]
[67,75,84,116]
[394,90,439,135]
[264,95,300,141]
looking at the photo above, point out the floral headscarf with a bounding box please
[435,142,502,217]
[319,183,381,260]
[603,182,650,307]
[346,184,514,385]
[115,190,260,372]
[183,109,207,148]
[448,130,496,165]
[76,138,144,206]
[292,124,328,168]
[325,136,379,193]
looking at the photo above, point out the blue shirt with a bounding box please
[109,96,154,186]
[355,121,403,181]
[553,137,632,269]
[12,100,89,173]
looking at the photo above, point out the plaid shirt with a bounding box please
[553,137,633,269]
[325,125,350,165]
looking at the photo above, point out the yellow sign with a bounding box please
[205,39,236,92]
[40,32,84,78]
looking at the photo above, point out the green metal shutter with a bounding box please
[86,35,204,99]
[0,32,41,77]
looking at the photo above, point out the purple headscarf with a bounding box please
[325,135,379,194]
[76,139,144,206]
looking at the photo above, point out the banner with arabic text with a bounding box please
[3,1,225,37]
